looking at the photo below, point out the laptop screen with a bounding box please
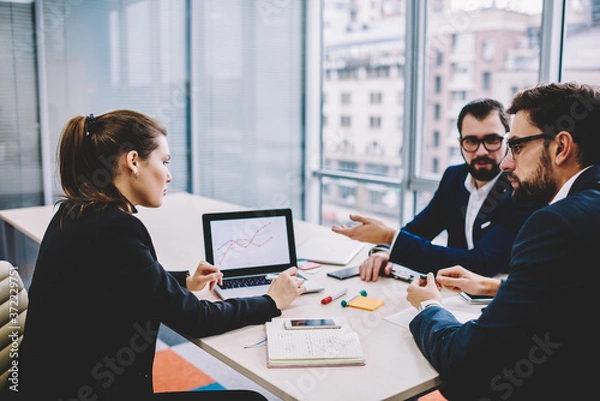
[202,209,297,278]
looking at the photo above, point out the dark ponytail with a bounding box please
[57,109,167,220]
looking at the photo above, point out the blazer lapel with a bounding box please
[474,172,512,234]
[569,164,600,195]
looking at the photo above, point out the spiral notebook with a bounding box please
[265,317,365,367]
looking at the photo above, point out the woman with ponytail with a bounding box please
[15,110,305,401]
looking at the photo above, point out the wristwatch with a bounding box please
[419,299,442,312]
[368,243,390,257]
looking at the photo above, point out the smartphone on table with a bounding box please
[326,265,360,280]
[283,318,341,329]
[459,292,493,305]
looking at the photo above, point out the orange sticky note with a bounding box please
[348,296,384,311]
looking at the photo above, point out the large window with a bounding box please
[421,1,542,178]
[317,0,599,229]
[321,0,405,229]
[1,0,600,233]
[562,0,600,83]
[413,1,543,213]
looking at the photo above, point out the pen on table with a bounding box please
[321,288,348,305]
[244,338,267,348]
[341,290,367,307]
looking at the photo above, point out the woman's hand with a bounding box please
[186,261,223,292]
[267,267,306,310]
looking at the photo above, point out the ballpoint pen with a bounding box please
[341,290,367,307]
[244,338,267,348]
[321,288,348,304]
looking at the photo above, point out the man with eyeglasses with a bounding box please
[332,98,542,280]
[406,82,599,400]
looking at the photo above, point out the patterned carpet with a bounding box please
[153,325,226,393]
[153,348,225,392]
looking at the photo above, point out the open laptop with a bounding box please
[202,208,324,300]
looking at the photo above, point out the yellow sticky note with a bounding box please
[348,296,384,311]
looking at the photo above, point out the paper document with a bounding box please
[384,294,484,329]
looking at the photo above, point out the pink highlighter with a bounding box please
[297,260,321,270]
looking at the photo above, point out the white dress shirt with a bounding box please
[463,172,502,250]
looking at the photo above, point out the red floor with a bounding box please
[153,348,218,392]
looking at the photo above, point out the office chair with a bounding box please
[0,260,28,390]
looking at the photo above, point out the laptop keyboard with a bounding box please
[220,274,309,289]
[220,275,270,289]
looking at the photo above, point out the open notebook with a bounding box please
[202,208,324,300]
[265,317,365,367]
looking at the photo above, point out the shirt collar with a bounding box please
[464,170,502,194]
[549,165,592,204]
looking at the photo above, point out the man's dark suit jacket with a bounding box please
[389,164,542,276]
[409,164,600,401]
[16,204,281,400]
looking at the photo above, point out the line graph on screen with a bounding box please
[211,216,291,269]
[216,222,273,265]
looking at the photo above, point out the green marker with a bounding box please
[341,290,368,307]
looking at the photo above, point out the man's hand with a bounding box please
[406,273,442,309]
[331,213,396,245]
[187,261,223,292]
[358,252,392,282]
[436,265,501,297]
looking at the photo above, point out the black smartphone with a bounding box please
[327,265,360,280]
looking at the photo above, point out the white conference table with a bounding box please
[0,192,444,400]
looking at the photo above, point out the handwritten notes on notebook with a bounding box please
[265,317,365,367]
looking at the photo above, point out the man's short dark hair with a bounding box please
[508,82,600,166]
[457,98,509,136]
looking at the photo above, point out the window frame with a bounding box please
[307,0,569,226]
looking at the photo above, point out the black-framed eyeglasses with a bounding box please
[506,133,553,158]
[459,134,505,152]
